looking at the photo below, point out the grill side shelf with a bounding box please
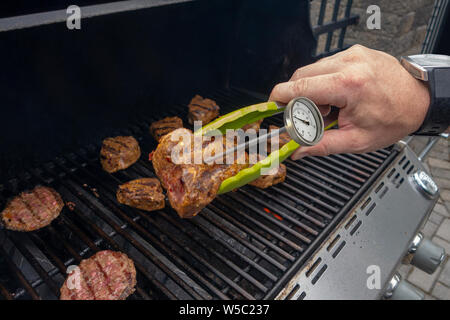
[275,144,436,300]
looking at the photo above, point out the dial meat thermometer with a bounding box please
[198,97,337,194]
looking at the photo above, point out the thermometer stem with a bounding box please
[205,127,288,163]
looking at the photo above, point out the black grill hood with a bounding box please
[0,0,316,180]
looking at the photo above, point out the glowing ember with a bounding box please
[263,207,283,221]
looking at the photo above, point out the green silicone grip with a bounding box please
[217,140,299,194]
[197,101,282,135]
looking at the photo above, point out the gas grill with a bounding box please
[0,0,446,300]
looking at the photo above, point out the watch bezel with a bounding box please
[400,56,429,81]
[401,54,450,81]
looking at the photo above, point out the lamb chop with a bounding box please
[187,95,220,125]
[60,250,136,300]
[1,186,64,232]
[117,178,165,212]
[152,128,247,218]
[149,116,183,142]
[100,136,141,173]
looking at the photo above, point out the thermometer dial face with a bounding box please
[284,97,324,146]
[292,101,318,143]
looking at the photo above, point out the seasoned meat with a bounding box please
[60,250,136,300]
[116,178,165,212]
[188,95,220,125]
[242,119,263,133]
[152,128,192,190]
[149,116,183,142]
[153,128,247,218]
[249,155,287,189]
[267,125,291,153]
[1,186,64,232]
[100,136,141,173]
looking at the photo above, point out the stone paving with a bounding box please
[397,137,450,300]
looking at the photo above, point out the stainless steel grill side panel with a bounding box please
[276,144,438,300]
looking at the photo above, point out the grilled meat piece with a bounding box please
[267,125,291,153]
[242,119,263,133]
[153,128,247,218]
[249,155,287,189]
[188,95,220,125]
[100,136,141,173]
[152,128,192,190]
[1,186,64,232]
[149,116,183,142]
[116,178,165,212]
[60,250,136,300]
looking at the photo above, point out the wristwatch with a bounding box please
[400,54,450,135]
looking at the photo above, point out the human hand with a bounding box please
[269,45,430,159]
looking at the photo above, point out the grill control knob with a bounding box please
[409,233,446,274]
[384,273,424,300]
[412,171,439,198]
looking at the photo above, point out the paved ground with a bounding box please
[396,136,450,299]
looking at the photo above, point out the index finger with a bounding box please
[269,73,348,107]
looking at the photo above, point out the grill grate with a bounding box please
[0,88,397,300]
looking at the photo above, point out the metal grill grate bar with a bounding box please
[0,243,40,300]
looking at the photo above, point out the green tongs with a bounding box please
[197,100,337,194]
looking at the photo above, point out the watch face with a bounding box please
[408,54,450,67]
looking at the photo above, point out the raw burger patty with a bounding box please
[117,178,165,212]
[149,116,183,142]
[188,95,220,125]
[100,136,141,173]
[60,250,136,300]
[1,186,64,232]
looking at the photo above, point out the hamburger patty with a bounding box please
[60,250,136,300]
[149,116,183,142]
[100,136,141,173]
[1,186,64,232]
[116,178,165,212]
[187,95,220,125]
